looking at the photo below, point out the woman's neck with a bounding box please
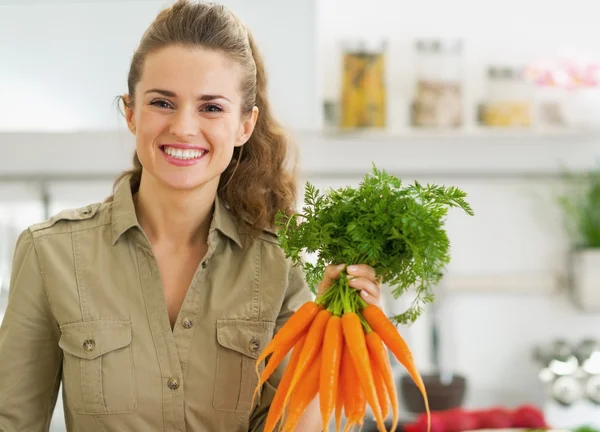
[134,171,219,249]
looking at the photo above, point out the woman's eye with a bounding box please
[202,104,223,113]
[150,99,173,109]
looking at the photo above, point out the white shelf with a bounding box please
[313,126,600,140]
[293,127,600,178]
[443,273,558,294]
[0,127,599,179]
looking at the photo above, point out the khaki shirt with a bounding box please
[0,177,312,432]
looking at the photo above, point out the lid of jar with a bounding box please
[414,39,463,53]
[340,38,387,54]
[438,39,463,53]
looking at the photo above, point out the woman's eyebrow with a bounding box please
[144,88,231,102]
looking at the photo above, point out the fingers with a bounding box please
[348,276,381,306]
[317,263,346,296]
[346,264,377,282]
[347,264,381,307]
[317,263,383,309]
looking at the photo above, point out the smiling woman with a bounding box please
[0,2,383,432]
[125,46,251,189]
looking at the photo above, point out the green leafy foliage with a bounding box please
[558,169,600,249]
[276,165,474,325]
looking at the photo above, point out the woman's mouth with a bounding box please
[159,145,209,166]
[160,145,208,160]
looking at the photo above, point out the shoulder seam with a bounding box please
[31,220,112,239]
[29,202,110,237]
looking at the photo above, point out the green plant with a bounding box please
[558,168,600,248]
[275,165,474,325]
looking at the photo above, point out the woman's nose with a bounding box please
[169,106,199,138]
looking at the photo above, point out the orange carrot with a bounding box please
[366,330,399,431]
[285,309,331,405]
[264,334,307,432]
[341,312,386,432]
[342,351,365,432]
[256,301,319,370]
[335,374,343,432]
[362,304,430,432]
[349,355,366,427]
[340,346,356,421]
[282,351,323,432]
[371,357,390,421]
[252,328,306,407]
[320,315,344,431]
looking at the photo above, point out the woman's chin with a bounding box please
[157,172,219,193]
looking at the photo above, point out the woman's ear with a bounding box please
[236,106,259,147]
[123,94,136,134]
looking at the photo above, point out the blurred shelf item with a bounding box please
[338,39,387,130]
[479,65,534,128]
[411,39,464,129]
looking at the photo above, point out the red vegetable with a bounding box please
[441,409,479,432]
[415,412,447,432]
[476,407,512,428]
[511,404,547,428]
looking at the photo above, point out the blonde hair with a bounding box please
[113,0,298,230]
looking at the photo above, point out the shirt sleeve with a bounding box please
[0,229,62,432]
[248,263,313,431]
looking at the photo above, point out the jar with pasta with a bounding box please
[339,40,387,130]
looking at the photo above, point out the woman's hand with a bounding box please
[317,263,382,308]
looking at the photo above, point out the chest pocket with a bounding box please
[59,320,136,415]
[213,319,275,413]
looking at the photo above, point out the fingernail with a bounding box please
[348,265,358,272]
[361,290,369,298]
[336,264,346,271]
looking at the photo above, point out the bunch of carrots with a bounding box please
[252,167,473,431]
[253,272,430,432]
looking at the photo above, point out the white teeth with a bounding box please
[163,146,205,160]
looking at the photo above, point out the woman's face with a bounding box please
[125,45,258,191]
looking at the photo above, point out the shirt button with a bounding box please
[201,261,208,269]
[181,317,193,329]
[82,339,95,352]
[167,377,180,390]
[249,338,260,353]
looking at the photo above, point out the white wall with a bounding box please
[0,0,318,132]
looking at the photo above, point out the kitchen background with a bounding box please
[2,0,600,430]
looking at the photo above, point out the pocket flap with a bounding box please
[59,320,132,360]
[216,319,275,360]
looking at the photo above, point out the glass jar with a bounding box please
[483,66,533,127]
[412,39,464,128]
[339,40,387,130]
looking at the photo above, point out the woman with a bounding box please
[0,1,382,431]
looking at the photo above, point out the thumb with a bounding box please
[317,263,346,295]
